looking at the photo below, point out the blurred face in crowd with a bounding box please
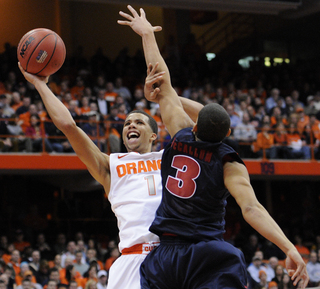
[32,250,40,263]
[11,250,20,263]
[47,280,57,289]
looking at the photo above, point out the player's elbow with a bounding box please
[59,118,77,134]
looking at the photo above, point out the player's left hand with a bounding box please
[118,5,162,36]
[286,248,309,288]
[144,62,165,102]
[18,62,49,85]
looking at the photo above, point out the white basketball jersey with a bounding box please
[109,150,163,252]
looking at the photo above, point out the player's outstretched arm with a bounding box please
[144,63,203,123]
[223,161,309,288]
[118,5,194,138]
[18,63,111,192]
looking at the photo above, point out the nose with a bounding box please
[128,122,136,129]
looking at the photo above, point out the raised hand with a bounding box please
[18,62,49,85]
[118,5,162,36]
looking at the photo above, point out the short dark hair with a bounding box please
[126,110,158,135]
[196,103,230,143]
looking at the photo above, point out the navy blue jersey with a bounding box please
[150,127,244,241]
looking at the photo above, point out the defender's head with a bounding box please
[193,103,231,143]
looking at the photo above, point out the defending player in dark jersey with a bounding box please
[118,5,309,289]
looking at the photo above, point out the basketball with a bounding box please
[17,28,66,77]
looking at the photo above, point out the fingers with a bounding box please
[18,62,24,73]
[291,267,309,288]
[127,5,139,17]
[154,26,163,32]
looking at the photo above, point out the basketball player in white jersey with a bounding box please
[18,63,202,289]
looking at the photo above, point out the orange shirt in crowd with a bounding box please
[16,274,37,285]
[252,132,274,153]
[104,257,117,271]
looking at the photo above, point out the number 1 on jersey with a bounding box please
[145,175,156,196]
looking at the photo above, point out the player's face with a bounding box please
[123,113,156,154]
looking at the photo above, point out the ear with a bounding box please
[150,132,157,142]
[226,128,231,137]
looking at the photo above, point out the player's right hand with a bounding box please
[286,248,309,288]
[18,62,49,85]
[144,62,165,102]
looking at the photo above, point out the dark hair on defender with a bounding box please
[196,103,230,143]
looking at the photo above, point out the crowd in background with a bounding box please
[0,229,320,289]
[1,39,320,158]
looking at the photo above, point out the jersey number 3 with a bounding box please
[165,155,200,199]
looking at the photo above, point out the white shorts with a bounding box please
[107,254,147,289]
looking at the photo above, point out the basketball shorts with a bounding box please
[140,237,248,289]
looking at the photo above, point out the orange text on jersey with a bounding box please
[117,159,161,177]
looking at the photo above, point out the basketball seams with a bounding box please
[34,33,57,76]
[25,33,55,73]
[17,28,51,58]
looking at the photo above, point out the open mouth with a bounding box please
[127,132,140,140]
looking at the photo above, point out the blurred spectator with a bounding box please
[0,94,14,117]
[264,256,278,282]
[10,91,23,112]
[14,231,31,255]
[70,77,85,101]
[80,264,97,289]
[73,251,89,277]
[25,114,54,153]
[0,103,12,152]
[34,234,52,262]
[253,270,268,289]
[96,89,108,117]
[233,111,257,158]
[105,105,124,153]
[273,122,289,159]
[34,260,49,287]
[268,281,278,289]
[271,264,285,285]
[18,103,39,133]
[96,270,107,289]
[48,255,61,271]
[7,113,32,152]
[252,123,277,159]
[104,82,117,105]
[291,90,304,108]
[16,97,31,116]
[286,123,311,159]
[81,111,105,151]
[113,77,132,103]
[242,234,260,265]
[29,250,41,275]
[247,256,267,286]
[265,88,285,114]
[61,242,77,268]
[281,273,294,289]
[54,235,66,256]
[306,251,320,287]
[104,247,120,271]
[296,107,309,134]
[18,263,35,286]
